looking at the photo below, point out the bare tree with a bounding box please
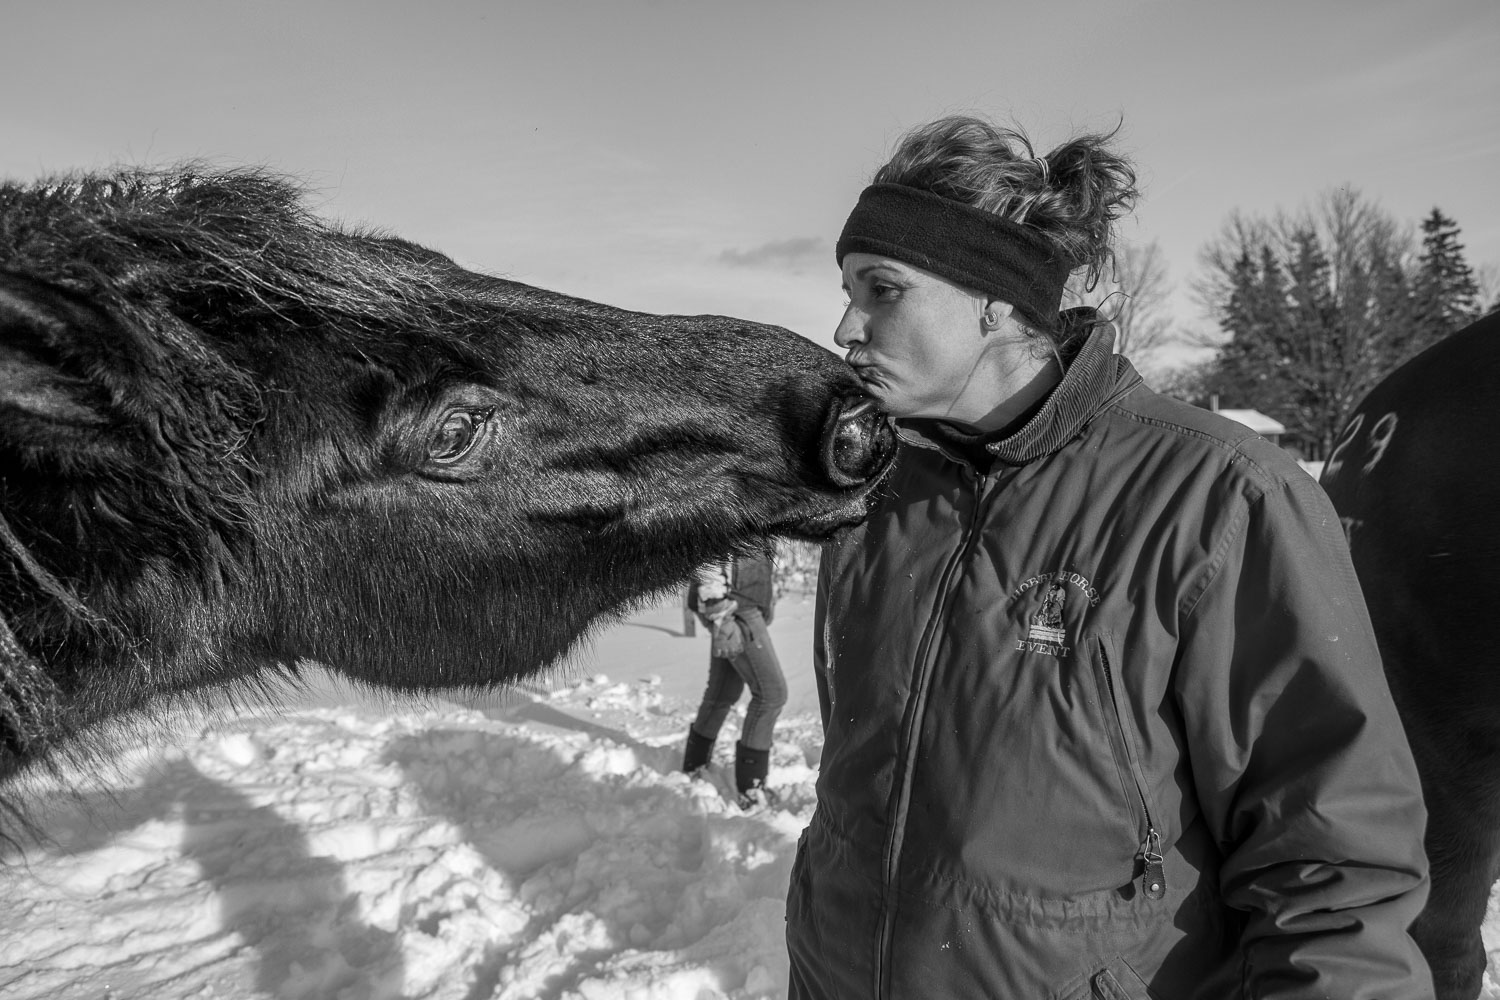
[1475,262,1500,316]
[1067,239,1175,363]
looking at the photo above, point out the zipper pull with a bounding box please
[1140,827,1166,900]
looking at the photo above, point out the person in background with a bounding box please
[787,114,1433,998]
[682,547,784,808]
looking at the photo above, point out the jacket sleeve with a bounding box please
[694,562,732,604]
[1173,464,1433,998]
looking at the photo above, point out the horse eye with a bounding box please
[429,408,492,464]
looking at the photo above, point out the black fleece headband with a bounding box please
[836,183,1073,333]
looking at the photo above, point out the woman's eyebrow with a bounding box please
[854,262,906,282]
[844,262,903,293]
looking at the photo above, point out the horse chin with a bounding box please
[773,491,881,541]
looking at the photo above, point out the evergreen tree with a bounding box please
[1365,241,1418,360]
[1211,250,1262,396]
[1190,190,1422,459]
[1412,208,1481,341]
[1248,244,1293,415]
[1280,228,1341,455]
[1199,248,1284,413]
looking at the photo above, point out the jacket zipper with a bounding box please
[1099,640,1167,900]
[874,466,996,999]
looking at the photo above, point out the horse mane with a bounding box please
[0,165,514,343]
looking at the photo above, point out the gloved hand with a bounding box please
[710,614,747,659]
[695,597,746,658]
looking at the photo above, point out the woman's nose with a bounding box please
[833,305,865,349]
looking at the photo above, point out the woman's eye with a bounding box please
[429,408,491,463]
[873,282,900,300]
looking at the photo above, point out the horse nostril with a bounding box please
[822,393,896,488]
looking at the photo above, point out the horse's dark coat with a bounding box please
[0,167,892,802]
[1321,310,1500,1000]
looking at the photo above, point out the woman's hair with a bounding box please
[873,115,1139,347]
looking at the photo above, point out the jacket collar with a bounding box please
[894,322,1143,468]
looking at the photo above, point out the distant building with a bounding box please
[1201,399,1320,478]
[1213,408,1286,447]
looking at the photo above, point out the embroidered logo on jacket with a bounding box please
[1010,569,1100,659]
[1028,583,1068,646]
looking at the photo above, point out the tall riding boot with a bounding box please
[682,727,715,775]
[734,741,771,809]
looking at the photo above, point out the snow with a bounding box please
[2,593,1498,999]
[0,595,822,1000]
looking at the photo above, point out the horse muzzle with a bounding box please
[822,393,896,489]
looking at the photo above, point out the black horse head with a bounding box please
[0,167,894,782]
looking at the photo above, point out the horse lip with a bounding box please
[771,488,879,539]
[835,394,879,422]
[822,392,897,489]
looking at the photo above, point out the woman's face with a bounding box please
[835,252,995,421]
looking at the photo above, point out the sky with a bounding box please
[5,0,1498,370]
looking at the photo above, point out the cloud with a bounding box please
[718,236,829,273]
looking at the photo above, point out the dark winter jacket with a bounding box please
[690,551,776,623]
[788,326,1433,999]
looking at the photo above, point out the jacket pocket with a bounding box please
[1089,633,1166,900]
[1090,959,1155,1000]
[1057,955,1158,1000]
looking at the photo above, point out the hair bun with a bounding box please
[871,115,1139,289]
[1040,131,1138,273]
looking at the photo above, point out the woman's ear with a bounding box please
[980,299,1014,332]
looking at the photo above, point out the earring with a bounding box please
[982,311,1000,330]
